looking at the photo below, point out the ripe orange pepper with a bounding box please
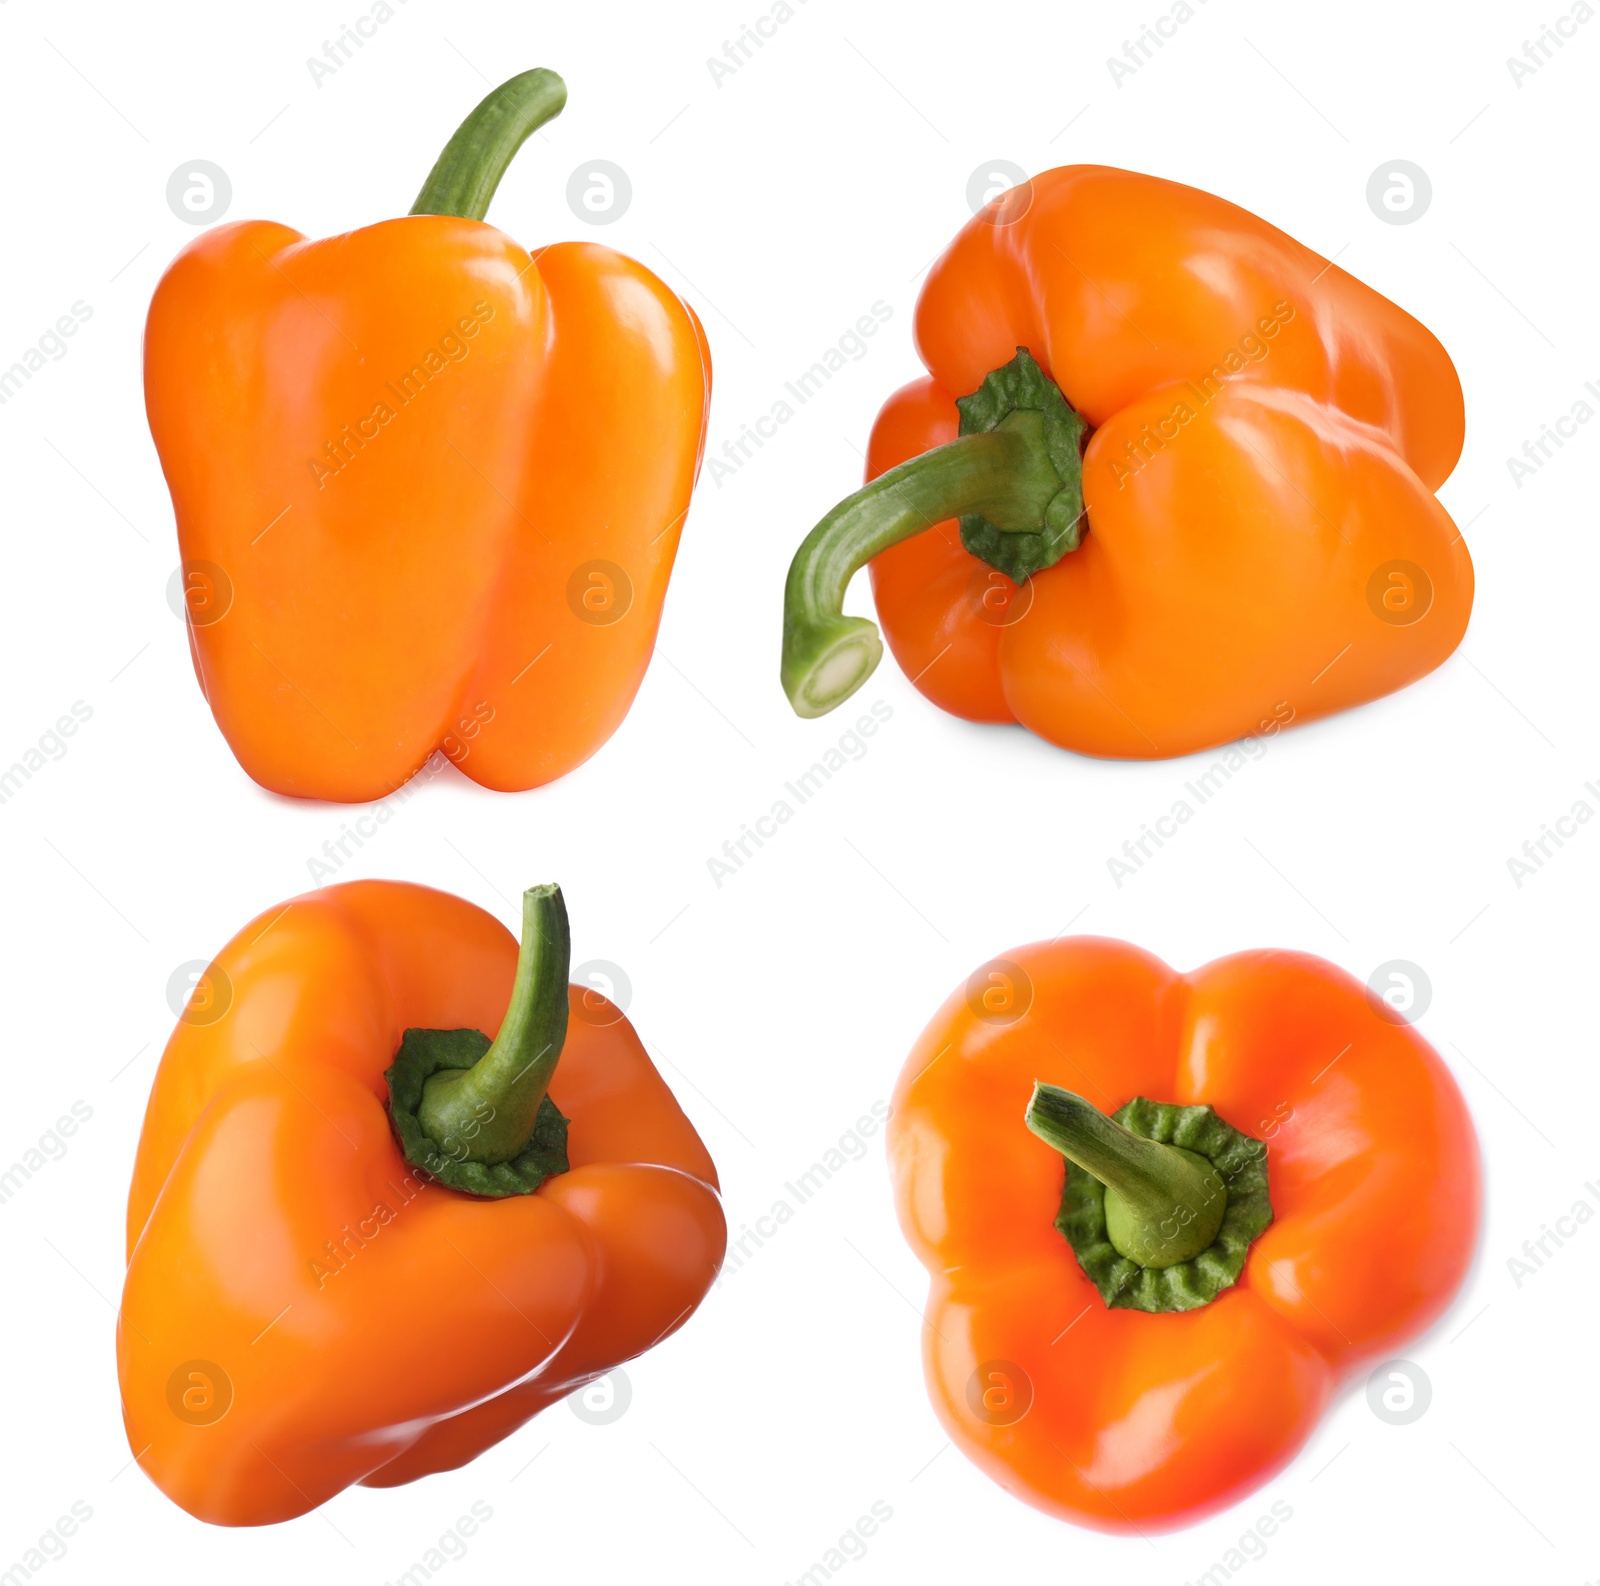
[146,69,710,801]
[888,938,1479,1531]
[782,166,1470,757]
[118,880,724,1526]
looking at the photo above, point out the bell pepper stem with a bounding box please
[1025,1082,1227,1268]
[416,885,570,1164]
[781,410,1063,718]
[410,68,568,222]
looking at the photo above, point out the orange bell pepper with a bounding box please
[146,69,710,802]
[781,166,1469,757]
[118,880,724,1526]
[888,937,1479,1531]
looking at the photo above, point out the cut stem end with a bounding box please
[783,618,884,718]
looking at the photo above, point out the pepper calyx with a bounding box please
[1028,1085,1273,1314]
[387,1028,570,1197]
[384,883,573,1199]
[956,347,1089,583]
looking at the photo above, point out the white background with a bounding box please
[1,0,1594,1580]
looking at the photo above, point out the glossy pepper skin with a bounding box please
[118,880,725,1526]
[784,166,1470,756]
[888,938,1480,1531]
[145,71,711,801]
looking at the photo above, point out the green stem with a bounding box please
[1025,1083,1226,1268]
[781,411,1062,718]
[781,348,1089,719]
[416,885,570,1164]
[410,68,568,222]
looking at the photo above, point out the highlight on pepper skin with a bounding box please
[887,936,1481,1532]
[117,879,726,1526]
[780,165,1472,758]
[146,68,712,802]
